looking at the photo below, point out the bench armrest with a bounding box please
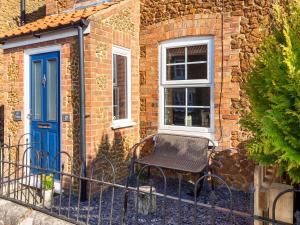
[207,138,216,162]
[205,138,216,175]
[129,134,157,161]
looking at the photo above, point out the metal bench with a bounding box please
[130,133,215,194]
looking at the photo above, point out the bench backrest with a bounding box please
[153,134,209,164]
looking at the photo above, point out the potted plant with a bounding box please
[41,174,54,208]
[241,1,300,223]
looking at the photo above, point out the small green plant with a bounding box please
[42,174,54,190]
[241,1,300,183]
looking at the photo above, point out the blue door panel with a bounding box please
[48,131,59,170]
[30,52,60,174]
[32,130,41,162]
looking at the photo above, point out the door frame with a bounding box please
[24,45,62,176]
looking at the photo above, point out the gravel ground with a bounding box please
[50,176,253,225]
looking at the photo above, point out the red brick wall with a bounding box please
[84,0,140,180]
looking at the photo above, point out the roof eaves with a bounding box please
[0,19,89,43]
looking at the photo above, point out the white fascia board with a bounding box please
[1,23,90,50]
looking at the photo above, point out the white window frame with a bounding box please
[159,36,215,137]
[111,45,135,129]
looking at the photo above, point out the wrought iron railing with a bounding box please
[0,134,299,225]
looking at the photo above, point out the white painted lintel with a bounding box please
[1,23,90,50]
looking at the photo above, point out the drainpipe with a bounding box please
[78,19,88,201]
[21,0,26,25]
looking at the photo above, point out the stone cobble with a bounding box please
[52,176,253,225]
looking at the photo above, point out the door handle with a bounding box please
[42,74,47,87]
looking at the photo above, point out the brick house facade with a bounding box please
[0,0,140,183]
[0,0,288,190]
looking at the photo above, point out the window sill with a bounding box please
[111,120,136,130]
[158,128,218,146]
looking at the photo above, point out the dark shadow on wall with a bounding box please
[92,131,131,183]
[11,5,46,27]
[72,131,131,196]
[25,5,46,23]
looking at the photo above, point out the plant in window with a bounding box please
[241,2,300,183]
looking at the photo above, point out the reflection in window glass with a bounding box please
[165,45,208,81]
[187,45,207,62]
[188,87,210,106]
[113,54,127,120]
[166,65,185,80]
[187,108,210,127]
[33,61,42,120]
[47,59,57,121]
[166,47,185,64]
[187,63,207,80]
[164,88,185,106]
[164,107,185,126]
[163,87,211,127]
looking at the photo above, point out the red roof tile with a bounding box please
[0,1,119,41]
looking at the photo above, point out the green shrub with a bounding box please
[241,1,300,183]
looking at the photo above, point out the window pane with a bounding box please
[187,63,207,80]
[47,59,57,121]
[164,107,185,126]
[165,88,185,106]
[113,87,119,118]
[188,87,210,106]
[33,61,42,120]
[113,54,127,120]
[167,65,185,80]
[167,47,185,64]
[187,108,210,127]
[188,45,207,62]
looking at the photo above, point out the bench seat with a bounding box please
[131,133,214,174]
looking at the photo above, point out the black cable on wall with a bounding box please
[217,0,225,142]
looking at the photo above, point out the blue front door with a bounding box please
[30,52,60,172]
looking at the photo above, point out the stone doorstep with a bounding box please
[0,199,73,225]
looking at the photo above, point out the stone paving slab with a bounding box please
[21,211,73,225]
[0,199,72,225]
[0,199,30,225]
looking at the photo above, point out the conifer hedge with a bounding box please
[241,1,300,183]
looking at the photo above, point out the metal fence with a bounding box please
[0,134,299,225]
